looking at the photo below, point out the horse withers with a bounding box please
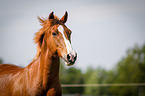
[0,11,77,96]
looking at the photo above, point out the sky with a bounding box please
[0,0,145,72]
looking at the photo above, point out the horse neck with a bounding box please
[26,39,60,91]
[38,39,60,90]
[40,46,60,77]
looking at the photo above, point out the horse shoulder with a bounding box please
[0,64,24,95]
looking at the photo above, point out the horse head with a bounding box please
[34,11,77,66]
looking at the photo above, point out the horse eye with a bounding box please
[52,32,57,36]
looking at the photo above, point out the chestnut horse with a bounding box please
[0,12,77,96]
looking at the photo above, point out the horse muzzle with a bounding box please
[64,52,77,66]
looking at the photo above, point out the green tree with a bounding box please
[109,44,145,96]
[59,62,84,94]
[84,67,111,95]
[84,67,98,95]
[0,58,3,64]
[84,44,145,96]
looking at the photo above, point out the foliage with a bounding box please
[108,44,145,96]
[59,62,84,94]
[0,58,3,64]
[59,44,145,95]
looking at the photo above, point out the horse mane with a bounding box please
[33,15,59,60]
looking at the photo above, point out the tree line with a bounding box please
[59,44,145,96]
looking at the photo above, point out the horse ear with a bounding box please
[48,12,54,20]
[60,11,68,23]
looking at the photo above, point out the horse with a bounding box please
[0,11,77,96]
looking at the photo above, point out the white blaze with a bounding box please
[58,25,74,54]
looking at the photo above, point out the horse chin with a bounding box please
[65,61,74,66]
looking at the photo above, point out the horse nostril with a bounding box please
[67,54,71,60]
[74,53,77,61]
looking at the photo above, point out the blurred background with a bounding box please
[0,0,145,96]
